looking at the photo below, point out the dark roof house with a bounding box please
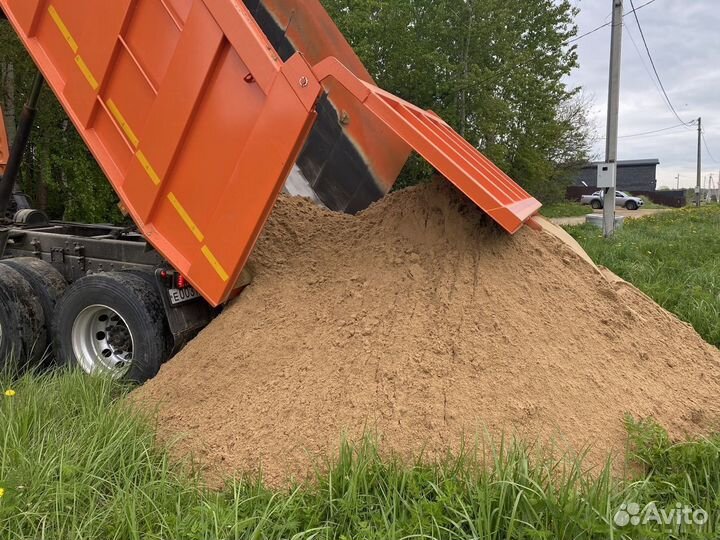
[575,159,660,192]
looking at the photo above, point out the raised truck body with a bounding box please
[0,0,540,381]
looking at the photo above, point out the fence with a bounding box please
[565,187,686,208]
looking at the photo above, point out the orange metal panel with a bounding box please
[312,58,541,234]
[0,0,539,308]
[0,110,8,175]
[1,0,322,306]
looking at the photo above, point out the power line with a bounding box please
[620,122,691,139]
[566,0,658,44]
[566,21,610,44]
[624,23,667,111]
[598,122,694,141]
[702,131,719,163]
[627,0,693,127]
[479,0,658,86]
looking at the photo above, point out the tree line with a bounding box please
[0,25,122,223]
[0,0,590,223]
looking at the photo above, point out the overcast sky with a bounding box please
[566,0,720,189]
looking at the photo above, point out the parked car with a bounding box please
[580,190,644,210]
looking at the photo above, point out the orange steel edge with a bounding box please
[0,111,8,175]
[0,0,540,308]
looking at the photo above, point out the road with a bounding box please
[550,208,669,227]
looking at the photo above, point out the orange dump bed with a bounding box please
[0,111,8,175]
[0,0,541,307]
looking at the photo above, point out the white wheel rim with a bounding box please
[71,304,134,378]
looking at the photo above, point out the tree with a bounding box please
[0,23,122,223]
[0,1,591,223]
[322,0,592,202]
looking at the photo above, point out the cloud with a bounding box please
[566,0,720,188]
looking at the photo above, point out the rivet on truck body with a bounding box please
[244,73,255,83]
[299,77,309,88]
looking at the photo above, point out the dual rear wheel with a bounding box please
[0,262,47,368]
[0,259,170,382]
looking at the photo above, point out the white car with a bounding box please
[580,190,644,211]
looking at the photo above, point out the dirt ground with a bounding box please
[550,208,669,226]
[132,182,720,487]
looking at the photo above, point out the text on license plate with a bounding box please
[168,286,200,305]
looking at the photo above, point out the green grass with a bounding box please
[540,201,591,219]
[638,199,672,210]
[567,205,720,347]
[1,369,720,539]
[540,199,672,219]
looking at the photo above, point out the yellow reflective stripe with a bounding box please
[48,5,98,92]
[201,246,229,282]
[74,55,99,91]
[48,5,78,53]
[167,192,204,242]
[106,99,139,148]
[135,150,161,186]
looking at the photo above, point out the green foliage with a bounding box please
[0,23,122,223]
[626,417,720,535]
[0,0,591,224]
[567,205,720,347]
[540,201,589,218]
[321,0,592,202]
[1,370,719,538]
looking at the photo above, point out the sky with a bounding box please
[565,0,720,189]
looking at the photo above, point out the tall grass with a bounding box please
[1,370,719,538]
[540,201,591,219]
[568,205,720,347]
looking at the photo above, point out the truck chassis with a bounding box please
[0,72,216,380]
[0,218,215,352]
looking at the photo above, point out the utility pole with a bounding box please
[710,174,715,200]
[696,117,702,207]
[603,0,623,237]
[675,174,680,189]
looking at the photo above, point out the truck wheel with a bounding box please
[626,201,638,211]
[52,272,171,383]
[0,264,46,370]
[590,200,602,210]
[0,258,67,359]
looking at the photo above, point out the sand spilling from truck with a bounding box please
[132,182,720,486]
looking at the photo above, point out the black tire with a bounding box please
[0,258,67,358]
[52,272,171,383]
[590,200,603,210]
[626,201,638,211]
[0,264,46,370]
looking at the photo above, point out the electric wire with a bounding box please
[597,122,694,141]
[627,0,693,127]
[620,123,692,139]
[624,23,668,113]
[566,0,658,44]
[702,132,719,164]
[478,0,658,86]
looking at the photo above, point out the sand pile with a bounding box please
[132,182,720,486]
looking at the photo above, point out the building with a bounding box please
[574,159,660,192]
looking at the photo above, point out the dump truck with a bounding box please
[0,0,541,382]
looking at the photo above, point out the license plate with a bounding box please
[168,286,200,306]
